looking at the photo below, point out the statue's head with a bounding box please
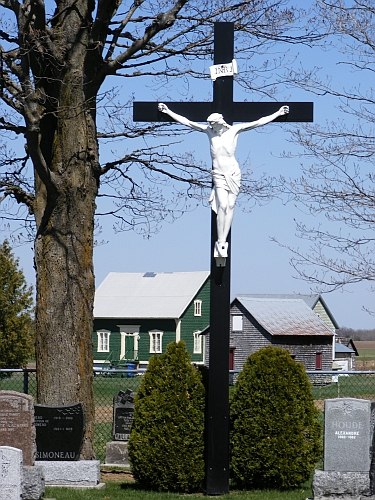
[207,113,229,129]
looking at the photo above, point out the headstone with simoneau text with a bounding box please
[34,403,85,461]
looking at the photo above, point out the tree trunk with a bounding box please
[33,65,99,459]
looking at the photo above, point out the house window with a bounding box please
[193,331,202,354]
[149,330,163,354]
[232,315,243,331]
[194,300,202,316]
[315,352,323,370]
[97,330,110,352]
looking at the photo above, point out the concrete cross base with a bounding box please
[312,470,370,499]
[35,460,101,487]
[105,441,130,467]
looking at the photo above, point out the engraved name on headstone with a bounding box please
[35,403,85,461]
[0,390,36,466]
[0,446,22,500]
[324,398,371,472]
[113,389,136,441]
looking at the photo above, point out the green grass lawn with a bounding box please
[45,479,313,500]
[357,349,375,360]
[311,374,375,400]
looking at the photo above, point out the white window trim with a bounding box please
[193,331,202,354]
[149,330,163,354]
[97,330,111,353]
[194,299,202,316]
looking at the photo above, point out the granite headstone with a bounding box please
[313,398,372,500]
[324,397,371,472]
[0,390,36,466]
[34,403,85,461]
[113,389,135,441]
[0,446,22,500]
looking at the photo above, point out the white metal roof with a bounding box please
[235,296,334,337]
[94,271,210,319]
[335,343,355,353]
[238,293,339,328]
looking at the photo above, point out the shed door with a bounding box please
[229,348,235,370]
[315,352,323,370]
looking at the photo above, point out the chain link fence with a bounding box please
[2,369,375,462]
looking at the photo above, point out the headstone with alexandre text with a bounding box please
[313,398,372,500]
[113,389,135,441]
[34,403,85,461]
[324,397,371,472]
[0,390,36,466]
[0,446,22,500]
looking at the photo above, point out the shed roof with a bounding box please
[94,271,210,319]
[335,343,355,354]
[235,296,334,337]
[237,293,339,329]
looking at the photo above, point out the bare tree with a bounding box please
[279,0,375,300]
[0,0,317,457]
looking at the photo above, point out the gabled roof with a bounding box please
[94,271,210,319]
[335,343,355,354]
[336,337,359,356]
[238,293,339,329]
[234,296,334,337]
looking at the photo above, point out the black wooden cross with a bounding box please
[133,22,313,496]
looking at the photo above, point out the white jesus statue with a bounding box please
[158,102,289,258]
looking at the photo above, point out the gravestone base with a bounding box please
[105,441,130,467]
[36,460,102,487]
[22,465,45,500]
[312,470,371,499]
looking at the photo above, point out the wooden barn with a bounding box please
[203,294,335,373]
[229,296,334,371]
[93,271,210,369]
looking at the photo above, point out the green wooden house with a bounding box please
[93,271,210,368]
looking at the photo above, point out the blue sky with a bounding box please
[5,6,375,330]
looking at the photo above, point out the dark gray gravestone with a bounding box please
[324,398,371,472]
[0,390,36,466]
[34,403,85,461]
[113,390,135,441]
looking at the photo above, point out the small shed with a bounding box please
[334,342,356,371]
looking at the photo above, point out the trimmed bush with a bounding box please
[230,346,322,490]
[128,341,205,493]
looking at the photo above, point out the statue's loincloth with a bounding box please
[209,165,241,213]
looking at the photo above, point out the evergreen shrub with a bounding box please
[230,346,322,490]
[128,341,205,493]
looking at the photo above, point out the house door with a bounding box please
[229,348,235,370]
[125,334,135,360]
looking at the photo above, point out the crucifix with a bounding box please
[133,22,313,495]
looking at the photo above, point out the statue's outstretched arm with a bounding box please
[158,103,207,132]
[235,105,289,133]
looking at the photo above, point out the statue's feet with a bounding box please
[214,241,228,258]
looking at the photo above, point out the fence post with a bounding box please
[23,370,29,394]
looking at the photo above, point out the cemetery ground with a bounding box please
[44,472,313,500]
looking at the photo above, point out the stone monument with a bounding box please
[35,402,85,460]
[0,446,22,500]
[0,390,36,465]
[105,389,135,467]
[313,398,372,500]
[34,403,103,488]
[0,391,45,500]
